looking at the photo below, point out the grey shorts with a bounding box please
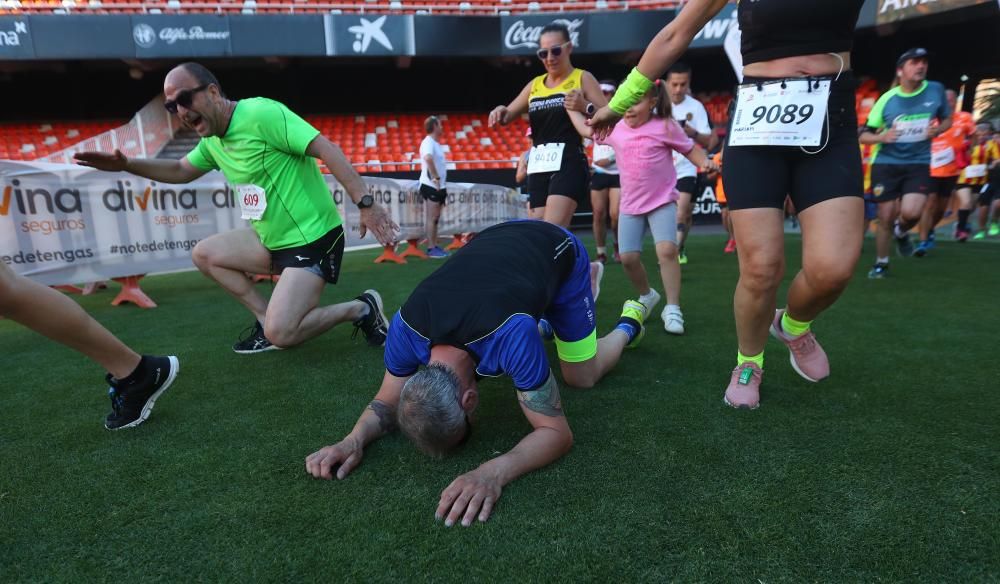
[617,203,678,253]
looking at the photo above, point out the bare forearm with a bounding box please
[475,427,572,487]
[859,131,883,145]
[124,158,195,183]
[694,132,712,149]
[317,140,368,203]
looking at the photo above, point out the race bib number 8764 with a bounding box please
[728,79,831,147]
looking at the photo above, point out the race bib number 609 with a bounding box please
[728,79,831,147]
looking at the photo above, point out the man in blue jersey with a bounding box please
[305,220,645,527]
[860,48,952,278]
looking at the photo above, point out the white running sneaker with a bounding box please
[637,288,661,319]
[662,305,685,335]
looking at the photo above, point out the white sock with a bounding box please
[597,246,607,254]
[877,256,890,264]
[639,289,658,303]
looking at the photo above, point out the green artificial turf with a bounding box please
[1,234,998,582]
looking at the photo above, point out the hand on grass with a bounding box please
[305,439,363,480]
[435,468,501,527]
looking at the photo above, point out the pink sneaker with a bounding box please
[770,309,830,382]
[723,238,737,253]
[724,362,763,409]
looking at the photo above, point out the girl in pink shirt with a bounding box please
[571,81,716,333]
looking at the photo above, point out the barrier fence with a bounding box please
[1,160,527,287]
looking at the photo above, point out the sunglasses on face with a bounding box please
[536,42,569,61]
[164,84,210,114]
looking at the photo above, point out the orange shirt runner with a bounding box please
[931,111,975,178]
[713,151,726,205]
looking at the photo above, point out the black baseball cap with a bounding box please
[897,47,929,67]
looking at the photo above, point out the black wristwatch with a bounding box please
[585,102,596,117]
[356,194,374,209]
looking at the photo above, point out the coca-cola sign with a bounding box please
[503,17,584,51]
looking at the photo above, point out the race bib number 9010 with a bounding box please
[527,143,565,175]
[728,79,830,147]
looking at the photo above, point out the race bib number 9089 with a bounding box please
[728,79,831,147]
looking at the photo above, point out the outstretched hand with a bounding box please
[587,106,621,142]
[305,439,364,480]
[359,204,399,246]
[73,149,128,172]
[435,468,502,527]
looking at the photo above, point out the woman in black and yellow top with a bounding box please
[488,23,607,227]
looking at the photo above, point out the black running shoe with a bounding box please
[895,233,915,257]
[233,321,280,354]
[105,355,179,430]
[353,289,389,347]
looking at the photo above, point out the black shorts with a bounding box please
[676,176,697,196]
[723,72,863,212]
[870,164,932,202]
[590,172,620,191]
[419,184,448,205]
[929,176,958,199]
[527,149,589,209]
[269,226,345,285]
[977,183,995,207]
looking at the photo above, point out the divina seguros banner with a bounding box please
[0,161,526,286]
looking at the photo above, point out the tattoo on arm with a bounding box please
[517,373,564,417]
[367,400,398,434]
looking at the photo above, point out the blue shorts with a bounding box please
[863,194,878,221]
[544,229,597,362]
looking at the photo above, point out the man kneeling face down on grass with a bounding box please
[305,220,646,526]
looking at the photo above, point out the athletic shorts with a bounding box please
[419,184,448,205]
[543,229,597,363]
[978,183,995,207]
[675,176,697,196]
[863,194,878,221]
[590,172,620,191]
[723,72,863,212]
[870,163,932,202]
[269,226,345,285]
[929,176,958,199]
[617,203,679,253]
[527,149,589,209]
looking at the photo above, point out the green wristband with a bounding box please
[609,67,654,115]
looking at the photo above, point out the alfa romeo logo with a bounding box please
[133,24,157,48]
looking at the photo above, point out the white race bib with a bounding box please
[964,164,987,179]
[728,79,830,147]
[236,184,267,221]
[930,146,955,169]
[527,143,565,175]
[893,117,929,143]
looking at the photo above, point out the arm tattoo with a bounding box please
[367,400,398,434]
[517,373,564,418]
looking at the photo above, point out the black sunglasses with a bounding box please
[536,42,569,61]
[164,84,210,114]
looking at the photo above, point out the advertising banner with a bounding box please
[30,15,133,59]
[130,14,232,58]
[875,0,996,24]
[229,15,326,57]
[0,16,33,59]
[689,4,737,49]
[499,13,589,55]
[324,14,415,57]
[1,161,525,286]
[413,15,498,57]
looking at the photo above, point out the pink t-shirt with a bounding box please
[603,117,695,215]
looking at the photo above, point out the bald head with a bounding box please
[163,62,230,138]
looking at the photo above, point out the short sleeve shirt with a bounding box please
[185,97,341,250]
[419,135,447,188]
[930,111,975,178]
[670,95,711,179]
[603,118,694,215]
[866,81,951,166]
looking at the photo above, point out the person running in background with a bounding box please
[916,89,974,254]
[708,145,736,253]
[569,80,718,334]
[587,80,622,264]
[861,143,878,236]
[591,0,868,410]
[488,23,607,227]
[74,62,396,353]
[960,123,1000,239]
[861,48,951,278]
[974,159,1000,239]
[0,263,178,430]
[665,62,715,265]
[419,115,450,258]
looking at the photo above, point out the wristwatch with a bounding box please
[356,194,375,209]
[585,102,596,117]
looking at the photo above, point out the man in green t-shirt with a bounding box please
[75,63,399,353]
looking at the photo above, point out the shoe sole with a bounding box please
[591,262,604,302]
[106,356,179,430]
[363,289,389,345]
[769,322,821,383]
[233,344,283,355]
[723,395,759,410]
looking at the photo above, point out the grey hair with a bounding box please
[398,363,468,458]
